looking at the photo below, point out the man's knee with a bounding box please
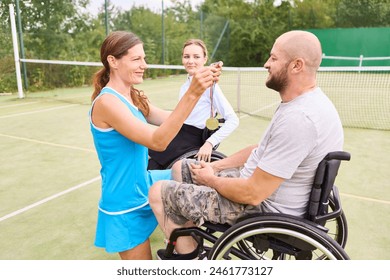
[171,160,183,181]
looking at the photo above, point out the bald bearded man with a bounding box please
[149,30,344,258]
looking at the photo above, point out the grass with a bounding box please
[0,75,389,260]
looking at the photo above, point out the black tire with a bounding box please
[209,215,350,260]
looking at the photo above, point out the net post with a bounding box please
[359,55,363,67]
[236,68,241,115]
[9,4,24,99]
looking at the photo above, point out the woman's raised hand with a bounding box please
[188,61,223,97]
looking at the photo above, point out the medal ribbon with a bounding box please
[210,82,215,118]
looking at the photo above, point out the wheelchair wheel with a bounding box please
[166,149,226,169]
[209,215,349,260]
[237,198,348,260]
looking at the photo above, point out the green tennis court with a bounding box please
[0,75,389,260]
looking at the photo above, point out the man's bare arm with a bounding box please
[191,162,284,205]
[211,144,257,172]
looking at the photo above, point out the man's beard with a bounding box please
[265,66,288,92]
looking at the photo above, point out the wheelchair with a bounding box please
[161,151,351,260]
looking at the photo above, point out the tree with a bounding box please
[0,1,17,92]
[113,7,164,66]
[335,0,390,27]
[201,0,289,66]
[1,0,389,93]
[0,0,104,90]
[291,0,339,29]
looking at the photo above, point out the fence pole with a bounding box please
[210,20,229,62]
[9,4,24,99]
[15,0,28,90]
[236,68,241,115]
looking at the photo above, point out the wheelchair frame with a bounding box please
[161,151,351,260]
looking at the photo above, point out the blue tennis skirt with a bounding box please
[94,203,158,253]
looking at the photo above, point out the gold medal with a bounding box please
[206,117,219,130]
[206,82,219,130]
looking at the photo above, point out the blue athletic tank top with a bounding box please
[89,87,171,215]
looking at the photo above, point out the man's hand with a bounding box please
[190,161,215,186]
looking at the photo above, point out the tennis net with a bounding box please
[13,59,390,130]
[219,66,390,131]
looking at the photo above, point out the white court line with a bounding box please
[238,101,280,119]
[0,104,79,119]
[0,133,95,153]
[0,176,101,223]
[0,101,39,108]
[341,192,390,205]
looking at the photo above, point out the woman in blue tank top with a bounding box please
[89,31,221,260]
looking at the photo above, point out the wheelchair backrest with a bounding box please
[306,151,351,224]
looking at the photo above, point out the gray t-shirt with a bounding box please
[240,87,344,217]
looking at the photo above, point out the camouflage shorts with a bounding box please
[161,159,246,226]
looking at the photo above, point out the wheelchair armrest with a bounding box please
[313,185,342,224]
